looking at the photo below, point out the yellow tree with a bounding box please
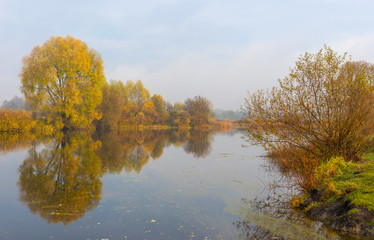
[125,80,150,107]
[96,80,127,130]
[20,35,105,130]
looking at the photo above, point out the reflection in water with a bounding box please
[16,129,219,225]
[227,160,364,240]
[96,129,215,174]
[228,196,341,240]
[3,129,360,238]
[18,132,102,225]
[184,130,212,158]
[0,132,36,154]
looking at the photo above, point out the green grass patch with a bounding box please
[315,156,374,211]
[348,208,360,215]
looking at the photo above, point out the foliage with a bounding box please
[20,35,105,130]
[0,109,35,132]
[125,80,150,107]
[151,94,166,114]
[185,96,213,127]
[175,110,190,128]
[312,155,374,211]
[96,80,127,129]
[244,46,374,163]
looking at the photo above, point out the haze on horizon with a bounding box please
[1,0,374,110]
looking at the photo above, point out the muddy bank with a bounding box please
[299,191,374,236]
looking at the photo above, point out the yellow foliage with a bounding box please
[20,35,105,130]
[0,109,35,132]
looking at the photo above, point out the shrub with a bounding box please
[0,109,35,132]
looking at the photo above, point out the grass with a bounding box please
[315,155,374,211]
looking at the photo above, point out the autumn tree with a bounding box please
[185,96,212,127]
[174,102,185,111]
[142,101,157,125]
[125,80,150,107]
[96,80,127,130]
[20,35,105,130]
[244,46,374,163]
[151,94,165,114]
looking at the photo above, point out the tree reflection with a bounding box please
[183,130,212,158]
[0,132,36,154]
[96,130,168,174]
[18,132,102,225]
[16,128,227,226]
[96,129,215,175]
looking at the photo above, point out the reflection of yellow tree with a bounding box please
[97,130,168,174]
[166,129,190,147]
[0,132,37,154]
[18,132,102,225]
[97,129,216,175]
[183,130,212,158]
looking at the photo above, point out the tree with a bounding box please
[20,35,105,130]
[174,102,185,111]
[185,96,212,126]
[125,80,150,107]
[244,46,374,163]
[96,80,127,130]
[151,94,165,114]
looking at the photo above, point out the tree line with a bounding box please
[96,79,213,130]
[1,35,217,133]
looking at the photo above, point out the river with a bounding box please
[0,130,365,239]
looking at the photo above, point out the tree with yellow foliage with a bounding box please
[244,46,374,163]
[20,35,105,130]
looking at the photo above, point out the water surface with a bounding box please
[0,130,362,239]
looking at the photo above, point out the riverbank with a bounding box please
[293,155,374,236]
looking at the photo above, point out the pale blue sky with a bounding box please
[1,0,374,109]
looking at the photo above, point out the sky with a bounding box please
[1,0,374,110]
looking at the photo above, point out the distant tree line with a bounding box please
[96,79,213,130]
[1,95,27,110]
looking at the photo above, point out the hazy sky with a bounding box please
[1,0,374,110]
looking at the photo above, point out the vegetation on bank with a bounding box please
[2,35,235,133]
[244,46,374,235]
[0,109,34,132]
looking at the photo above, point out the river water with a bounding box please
[0,130,364,239]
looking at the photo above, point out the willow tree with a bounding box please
[20,35,105,130]
[245,46,374,162]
